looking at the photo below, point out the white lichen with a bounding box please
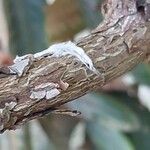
[34,41,99,74]
[46,89,60,99]
[5,102,17,110]
[9,55,32,76]
[14,55,30,63]
[30,82,61,101]
[30,89,60,100]
[30,90,46,100]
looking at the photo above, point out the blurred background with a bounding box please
[0,0,150,150]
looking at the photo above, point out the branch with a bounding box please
[0,0,149,133]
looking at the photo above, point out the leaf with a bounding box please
[129,130,150,150]
[4,0,47,55]
[132,64,150,85]
[78,0,103,28]
[93,93,140,131]
[110,94,150,150]
[67,93,140,131]
[111,92,150,131]
[87,122,135,150]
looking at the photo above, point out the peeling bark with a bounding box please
[0,0,150,133]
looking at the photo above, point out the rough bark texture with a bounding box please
[0,0,150,133]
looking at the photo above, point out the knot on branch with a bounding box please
[100,0,150,21]
[93,0,148,34]
[136,0,150,21]
[101,0,137,19]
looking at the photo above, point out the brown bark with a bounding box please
[0,0,149,133]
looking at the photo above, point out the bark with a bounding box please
[0,0,150,133]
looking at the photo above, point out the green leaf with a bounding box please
[132,64,150,85]
[93,93,139,131]
[4,0,48,55]
[68,93,140,131]
[108,93,150,149]
[129,130,150,150]
[111,92,150,131]
[87,122,135,150]
[78,0,103,28]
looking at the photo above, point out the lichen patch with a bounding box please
[34,41,99,74]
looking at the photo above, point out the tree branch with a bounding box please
[0,0,149,133]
